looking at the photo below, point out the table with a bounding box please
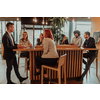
[13,46,99,83]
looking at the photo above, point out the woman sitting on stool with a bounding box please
[34,29,59,82]
[19,32,32,69]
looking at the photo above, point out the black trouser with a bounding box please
[20,51,29,67]
[6,55,22,83]
[82,51,97,78]
[35,56,59,74]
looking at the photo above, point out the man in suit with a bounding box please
[2,22,28,84]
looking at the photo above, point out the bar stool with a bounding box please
[41,54,67,84]
[18,52,28,77]
[86,56,98,78]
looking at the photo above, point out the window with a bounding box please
[23,25,44,46]
[75,21,91,44]
[61,21,70,40]
[34,30,43,46]
[26,30,33,45]
[0,21,21,44]
[0,21,1,43]
[34,25,43,28]
[44,25,51,29]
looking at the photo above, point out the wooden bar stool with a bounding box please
[86,56,98,78]
[41,54,67,84]
[18,52,28,77]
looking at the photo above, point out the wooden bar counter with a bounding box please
[13,45,99,83]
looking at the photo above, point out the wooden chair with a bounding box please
[41,54,67,84]
[18,52,28,77]
[86,56,98,78]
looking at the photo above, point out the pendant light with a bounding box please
[46,17,48,25]
[17,17,19,21]
[42,17,44,24]
[33,17,37,22]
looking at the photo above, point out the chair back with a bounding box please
[58,54,67,68]
[18,51,21,58]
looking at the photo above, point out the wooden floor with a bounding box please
[0,54,100,84]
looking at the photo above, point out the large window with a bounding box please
[75,21,91,44]
[34,30,43,46]
[34,25,51,46]
[0,22,1,43]
[61,21,70,39]
[0,21,21,44]
[23,25,51,46]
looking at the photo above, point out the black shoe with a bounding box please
[77,76,83,82]
[34,71,41,76]
[7,81,16,84]
[19,77,28,83]
[43,77,49,82]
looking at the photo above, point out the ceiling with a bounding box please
[0,17,21,21]
[0,17,91,24]
[21,17,51,25]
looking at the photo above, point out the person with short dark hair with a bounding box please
[70,30,82,47]
[77,31,97,82]
[2,22,28,84]
[61,34,69,44]
[6,22,14,28]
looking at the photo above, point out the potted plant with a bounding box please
[48,17,67,45]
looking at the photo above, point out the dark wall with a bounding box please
[21,17,51,25]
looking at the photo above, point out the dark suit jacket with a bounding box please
[2,32,18,60]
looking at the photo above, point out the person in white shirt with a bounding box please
[70,30,82,47]
[34,29,59,82]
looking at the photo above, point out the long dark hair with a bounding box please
[21,32,28,41]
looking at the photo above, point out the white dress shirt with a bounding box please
[7,31,14,46]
